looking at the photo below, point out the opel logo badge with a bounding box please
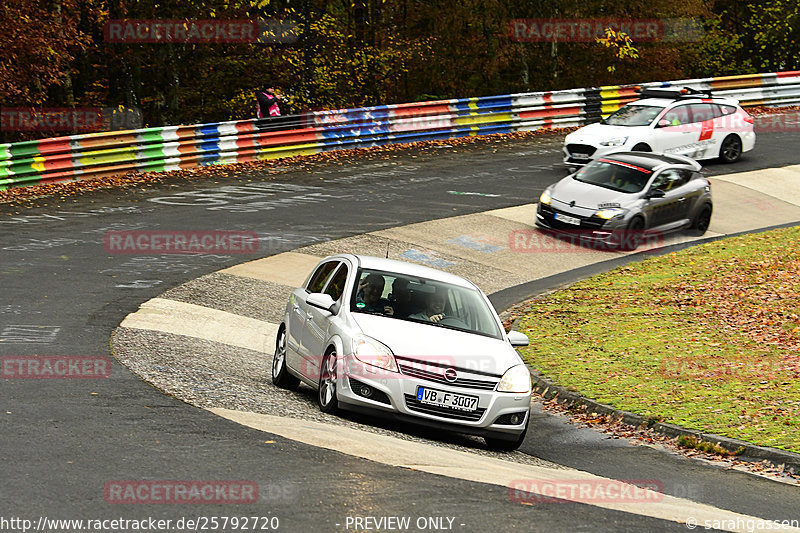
[444,368,458,382]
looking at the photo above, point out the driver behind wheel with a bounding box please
[408,288,447,323]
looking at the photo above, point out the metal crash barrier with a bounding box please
[2,70,799,190]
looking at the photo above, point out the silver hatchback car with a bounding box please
[272,254,533,450]
[536,152,713,250]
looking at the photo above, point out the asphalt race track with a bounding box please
[2,129,800,533]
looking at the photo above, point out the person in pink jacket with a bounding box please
[256,86,282,118]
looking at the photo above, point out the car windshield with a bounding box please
[574,159,653,193]
[601,105,664,126]
[350,268,503,340]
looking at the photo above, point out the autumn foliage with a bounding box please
[1,0,799,141]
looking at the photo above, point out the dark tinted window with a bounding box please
[661,105,690,126]
[713,104,736,118]
[350,268,502,339]
[689,103,715,123]
[574,159,653,193]
[650,169,692,191]
[306,261,339,293]
[324,264,348,301]
[602,105,664,126]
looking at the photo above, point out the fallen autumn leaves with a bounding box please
[514,227,800,470]
[0,129,559,207]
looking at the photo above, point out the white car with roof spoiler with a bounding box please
[272,254,533,451]
[563,87,755,166]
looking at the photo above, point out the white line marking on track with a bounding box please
[120,298,277,353]
[210,408,797,533]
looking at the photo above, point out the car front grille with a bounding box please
[404,394,486,422]
[538,204,606,230]
[565,144,596,159]
[398,362,499,391]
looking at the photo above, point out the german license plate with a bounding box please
[554,212,581,225]
[416,386,478,412]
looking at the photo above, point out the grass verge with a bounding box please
[517,226,800,453]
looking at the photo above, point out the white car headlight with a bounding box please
[539,190,552,205]
[352,335,398,372]
[497,364,532,393]
[599,136,628,147]
[594,208,626,220]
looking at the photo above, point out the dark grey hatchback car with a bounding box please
[536,152,712,249]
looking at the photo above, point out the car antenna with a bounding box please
[385,241,390,259]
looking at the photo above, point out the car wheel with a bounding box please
[272,328,300,390]
[318,349,339,414]
[485,416,529,451]
[619,217,645,251]
[719,135,742,163]
[632,143,651,152]
[691,204,713,235]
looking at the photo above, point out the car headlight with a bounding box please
[539,190,552,205]
[497,364,532,393]
[599,136,628,147]
[594,208,626,220]
[352,335,398,372]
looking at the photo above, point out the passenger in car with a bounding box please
[388,277,414,318]
[356,274,395,315]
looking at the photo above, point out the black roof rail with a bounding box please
[634,86,713,100]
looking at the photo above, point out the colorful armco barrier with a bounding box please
[2,71,799,190]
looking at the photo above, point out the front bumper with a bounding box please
[563,143,626,165]
[335,355,531,439]
[535,203,640,248]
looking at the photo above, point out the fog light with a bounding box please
[510,414,522,425]
[359,385,373,398]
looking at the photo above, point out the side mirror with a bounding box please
[646,189,666,199]
[306,293,337,314]
[656,119,673,128]
[507,330,529,347]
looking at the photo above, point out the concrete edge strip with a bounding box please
[219,251,322,285]
[711,164,800,206]
[120,297,278,354]
[209,408,798,533]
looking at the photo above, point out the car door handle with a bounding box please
[678,197,686,202]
